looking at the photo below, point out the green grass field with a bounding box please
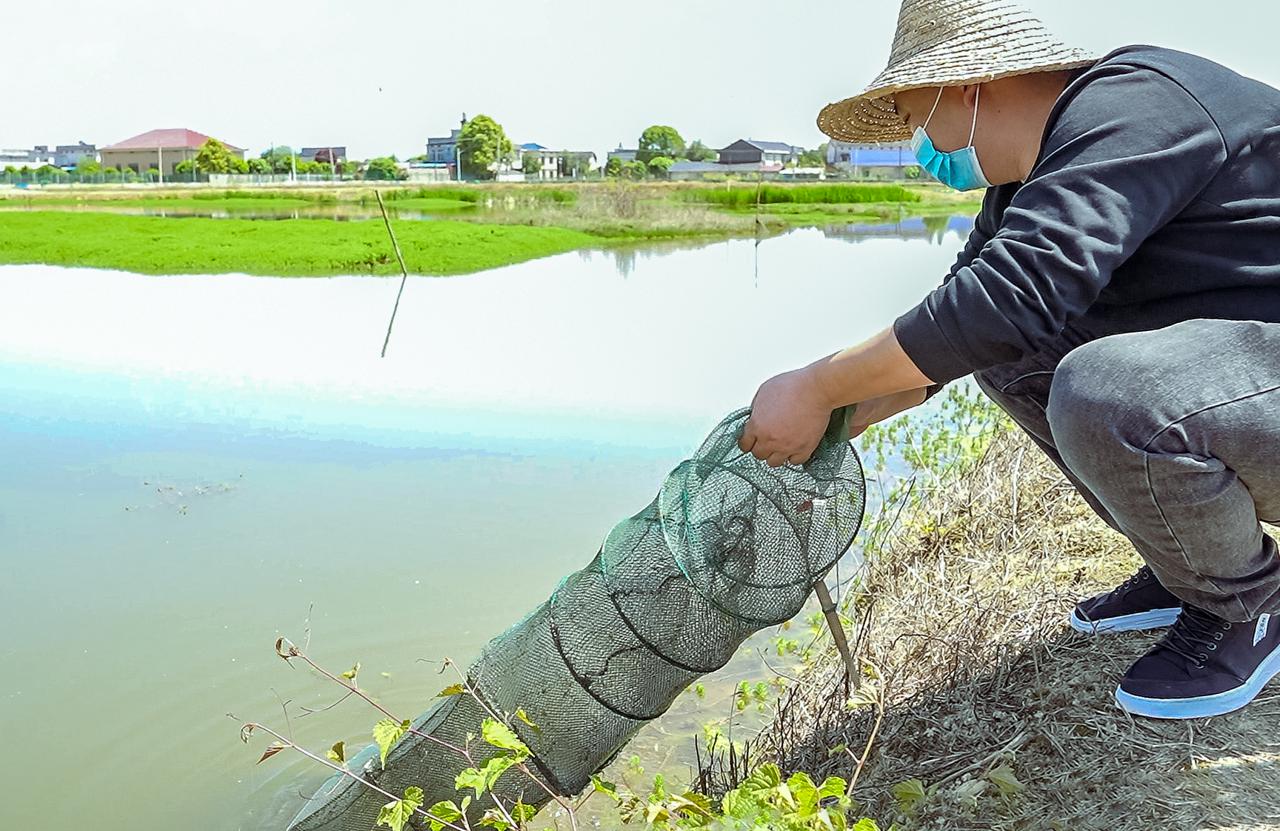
[0,211,599,276]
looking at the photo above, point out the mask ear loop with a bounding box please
[967,84,982,147]
[922,86,945,130]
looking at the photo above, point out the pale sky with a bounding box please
[5,1,1277,161]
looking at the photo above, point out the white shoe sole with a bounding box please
[1115,640,1280,719]
[1068,606,1181,635]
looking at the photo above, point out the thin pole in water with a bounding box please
[813,579,857,682]
[376,189,411,358]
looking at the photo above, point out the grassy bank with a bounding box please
[0,211,600,276]
[0,181,981,277]
[678,182,922,207]
[696,390,1280,830]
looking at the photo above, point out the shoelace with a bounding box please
[1154,604,1231,669]
[1107,565,1155,598]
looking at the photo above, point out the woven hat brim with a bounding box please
[818,48,1097,144]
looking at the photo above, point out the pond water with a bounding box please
[0,219,971,831]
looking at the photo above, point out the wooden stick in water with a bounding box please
[376,189,411,358]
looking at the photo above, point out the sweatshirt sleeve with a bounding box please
[918,188,1002,403]
[893,64,1229,385]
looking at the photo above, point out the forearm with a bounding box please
[804,326,935,410]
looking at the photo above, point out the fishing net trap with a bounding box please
[287,405,866,830]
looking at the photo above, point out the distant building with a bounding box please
[717,140,801,166]
[54,142,97,168]
[100,128,244,175]
[427,115,468,166]
[607,145,638,164]
[0,146,55,168]
[299,146,347,164]
[515,143,598,180]
[826,141,916,179]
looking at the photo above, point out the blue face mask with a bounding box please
[909,85,992,192]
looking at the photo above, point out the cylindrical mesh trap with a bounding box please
[287,407,865,831]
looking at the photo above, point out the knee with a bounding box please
[1046,335,1148,469]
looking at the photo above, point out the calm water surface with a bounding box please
[0,220,970,830]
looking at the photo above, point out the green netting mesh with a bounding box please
[287,406,865,830]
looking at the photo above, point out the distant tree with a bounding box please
[522,153,543,175]
[260,146,295,174]
[637,126,685,164]
[561,152,594,178]
[75,157,102,176]
[458,114,513,180]
[605,157,624,177]
[647,156,675,178]
[621,160,648,180]
[174,159,195,175]
[684,139,717,162]
[247,158,271,174]
[146,167,160,180]
[364,156,404,180]
[799,144,827,168]
[194,138,239,173]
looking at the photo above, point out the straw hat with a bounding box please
[817,0,1099,144]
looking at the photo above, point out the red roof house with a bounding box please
[102,128,244,152]
[99,128,245,175]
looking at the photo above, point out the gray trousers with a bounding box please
[973,318,1280,622]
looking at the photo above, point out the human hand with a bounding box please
[738,366,834,467]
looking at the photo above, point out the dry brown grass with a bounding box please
[722,428,1280,831]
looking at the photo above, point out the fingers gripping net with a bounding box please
[287,407,865,831]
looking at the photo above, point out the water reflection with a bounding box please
[821,213,974,244]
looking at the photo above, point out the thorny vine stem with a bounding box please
[237,720,470,831]
[275,638,526,829]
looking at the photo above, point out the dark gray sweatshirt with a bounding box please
[894,44,1280,389]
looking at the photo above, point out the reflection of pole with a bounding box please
[376,190,411,358]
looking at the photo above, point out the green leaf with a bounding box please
[672,791,713,817]
[891,779,926,815]
[787,771,818,813]
[455,755,517,798]
[437,683,466,697]
[482,718,529,757]
[372,718,410,769]
[514,708,541,734]
[987,764,1025,797]
[479,809,510,831]
[512,802,537,825]
[817,776,847,802]
[340,662,361,683]
[326,740,346,764]
[376,786,424,831]
[426,801,462,831]
[851,820,880,831]
[591,774,621,803]
[455,767,486,798]
[743,763,782,794]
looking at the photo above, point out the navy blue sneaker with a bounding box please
[1069,565,1182,634]
[1116,604,1280,719]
